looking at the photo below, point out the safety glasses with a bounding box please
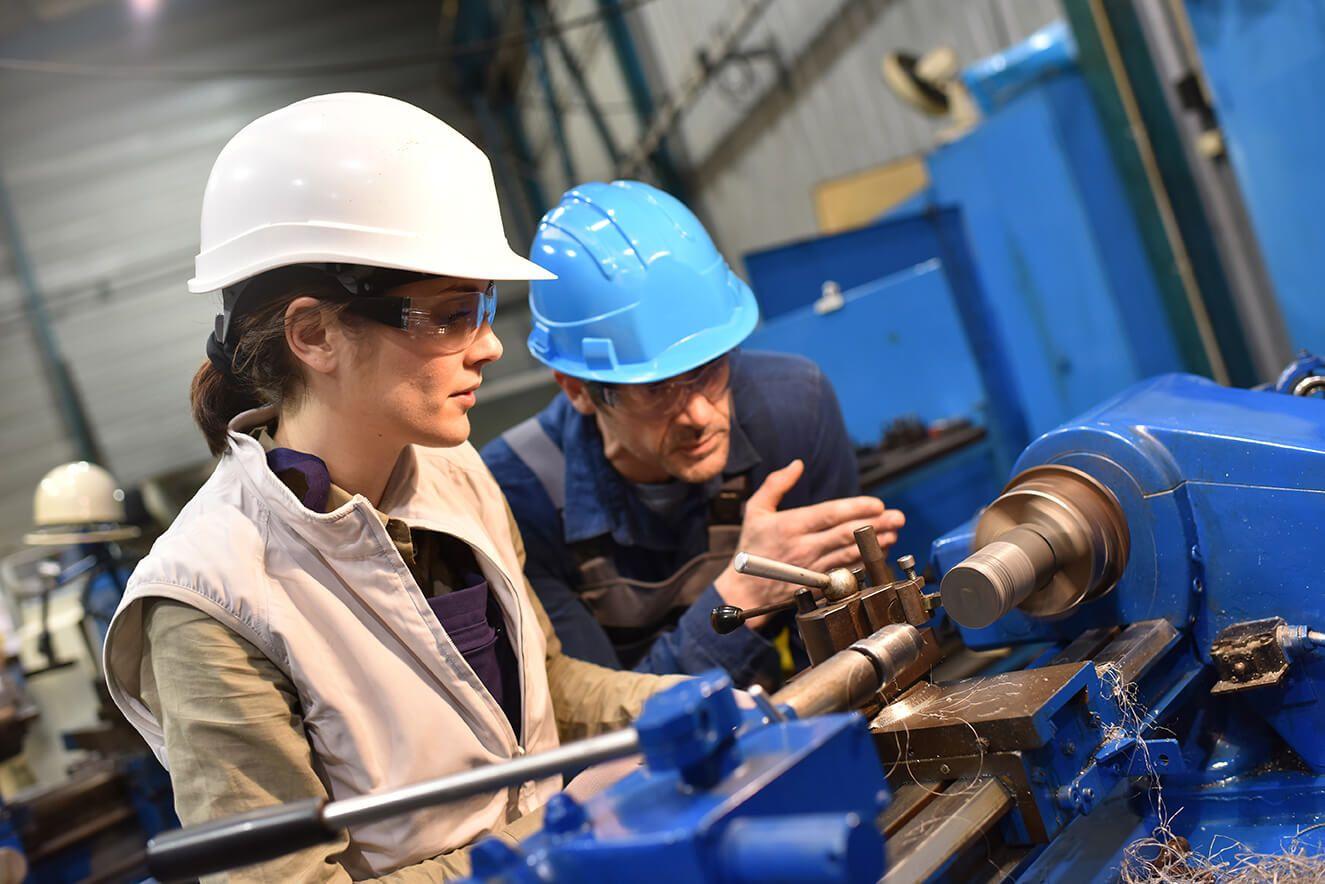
[595,353,732,417]
[344,282,497,353]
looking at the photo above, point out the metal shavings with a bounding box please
[1102,664,1325,882]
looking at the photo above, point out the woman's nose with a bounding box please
[467,324,503,366]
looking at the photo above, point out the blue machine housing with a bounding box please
[933,373,1325,775]
[928,21,1186,435]
[934,374,1325,654]
[459,672,889,884]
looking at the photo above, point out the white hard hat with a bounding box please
[189,92,554,292]
[24,462,140,546]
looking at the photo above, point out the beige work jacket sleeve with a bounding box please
[140,600,544,883]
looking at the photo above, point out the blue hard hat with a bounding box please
[526,180,759,384]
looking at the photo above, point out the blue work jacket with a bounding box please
[481,350,859,686]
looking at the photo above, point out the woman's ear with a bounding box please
[553,371,597,416]
[284,297,339,375]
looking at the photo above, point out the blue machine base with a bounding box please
[1021,773,1325,883]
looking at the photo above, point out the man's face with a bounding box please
[558,356,735,485]
[599,388,734,484]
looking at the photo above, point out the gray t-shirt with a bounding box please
[630,479,694,521]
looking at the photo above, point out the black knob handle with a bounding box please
[711,592,824,634]
[711,605,746,634]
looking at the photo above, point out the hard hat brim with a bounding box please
[24,525,141,546]
[190,223,556,293]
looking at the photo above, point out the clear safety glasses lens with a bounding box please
[347,283,497,353]
[603,354,732,415]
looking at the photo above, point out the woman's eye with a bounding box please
[433,310,469,327]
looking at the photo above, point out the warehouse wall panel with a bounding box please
[519,0,1062,259]
[0,0,471,551]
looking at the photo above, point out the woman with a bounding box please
[103,93,681,881]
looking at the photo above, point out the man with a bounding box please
[483,181,904,686]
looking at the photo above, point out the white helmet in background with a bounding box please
[24,462,140,546]
[189,92,554,293]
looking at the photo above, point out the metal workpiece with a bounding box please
[941,465,1130,627]
[940,525,1055,629]
[773,623,926,719]
[733,552,858,601]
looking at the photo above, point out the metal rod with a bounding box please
[734,552,831,589]
[853,525,892,587]
[731,599,796,620]
[150,725,645,880]
[771,623,925,719]
[322,728,640,829]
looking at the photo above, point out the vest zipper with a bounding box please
[358,503,528,756]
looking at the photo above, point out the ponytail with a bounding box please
[190,360,262,456]
[188,270,356,456]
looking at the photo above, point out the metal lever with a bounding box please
[734,552,831,589]
[710,588,822,635]
[148,729,641,882]
[734,552,859,600]
[712,599,793,634]
[710,553,861,634]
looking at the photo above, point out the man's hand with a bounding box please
[713,459,905,629]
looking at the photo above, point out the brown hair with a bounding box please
[190,272,355,456]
